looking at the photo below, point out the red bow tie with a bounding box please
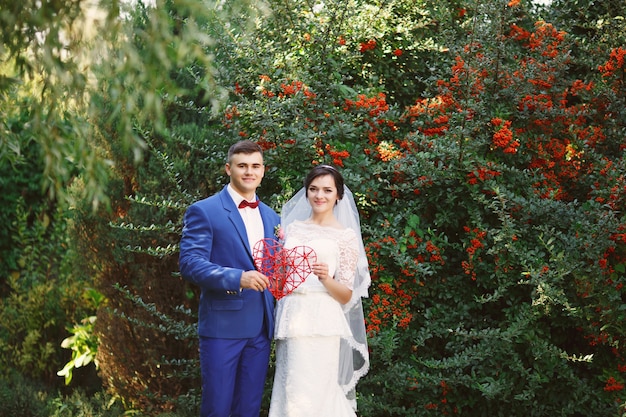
[238,200,259,209]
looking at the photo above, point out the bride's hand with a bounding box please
[312,262,352,304]
[312,263,330,281]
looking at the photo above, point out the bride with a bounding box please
[269,165,370,417]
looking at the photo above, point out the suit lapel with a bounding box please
[220,188,254,260]
[258,205,276,239]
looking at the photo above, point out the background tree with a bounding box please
[0,0,261,414]
[75,1,271,413]
[199,0,626,415]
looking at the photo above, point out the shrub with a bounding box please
[0,371,48,417]
[0,197,97,388]
[211,0,626,415]
[46,389,126,417]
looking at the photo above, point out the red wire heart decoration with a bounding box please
[253,238,317,300]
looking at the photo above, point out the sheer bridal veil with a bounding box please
[281,185,371,408]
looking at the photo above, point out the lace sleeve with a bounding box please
[335,229,359,290]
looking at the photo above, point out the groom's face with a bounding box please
[225,151,265,198]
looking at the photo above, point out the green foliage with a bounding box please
[0,368,192,417]
[0,370,49,417]
[108,285,200,415]
[0,73,105,403]
[547,0,626,78]
[46,389,126,417]
[58,288,107,385]
[57,316,98,385]
[0,369,126,417]
[0,198,95,386]
[0,94,49,278]
[69,6,233,413]
[1,3,108,206]
[0,0,266,208]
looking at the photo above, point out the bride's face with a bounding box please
[306,174,338,214]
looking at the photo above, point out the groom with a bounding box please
[179,140,280,417]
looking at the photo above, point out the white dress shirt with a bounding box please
[227,184,265,253]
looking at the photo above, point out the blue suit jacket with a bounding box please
[179,186,280,339]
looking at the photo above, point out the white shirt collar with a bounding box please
[227,184,256,208]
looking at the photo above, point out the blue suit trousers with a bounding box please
[199,326,271,417]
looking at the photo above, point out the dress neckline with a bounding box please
[299,220,345,231]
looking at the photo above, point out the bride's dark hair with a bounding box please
[304,165,345,200]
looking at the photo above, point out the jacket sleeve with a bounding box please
[178,203,242,291]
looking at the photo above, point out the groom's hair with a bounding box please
[304,164,345,200]
[227,140,264,163]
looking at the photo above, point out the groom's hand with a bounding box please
[240,270,270,292]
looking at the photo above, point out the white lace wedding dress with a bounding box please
[268,221,359,417]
